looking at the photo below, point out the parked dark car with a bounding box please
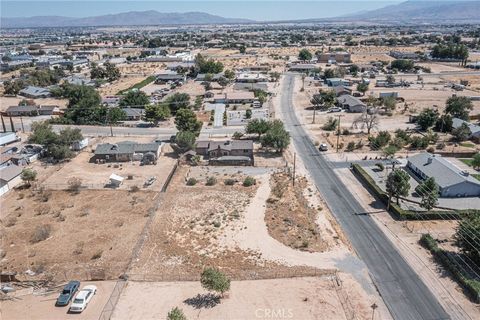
[56,281,80,306]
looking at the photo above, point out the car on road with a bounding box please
[69,285,97,313]
[56,281,80,306]
[327,107,342,113]
[319,143,328,151]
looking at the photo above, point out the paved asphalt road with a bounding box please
[280,74,449,320]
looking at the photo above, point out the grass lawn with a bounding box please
[473,174,480,181]
[117,76,156,95]
[459,142,476,148]
[460,158,473,167]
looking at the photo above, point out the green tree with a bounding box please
[104,62,121,82]
[165,92,190,114]
[417,108,439,131]
[269,72,281,82]
[174,108,202,134]
[29,121,58,146]
[382,96,397,111]
[21,168,37,186]
[175,131,196,153]
[415,177,439,211]
[298,49,313,61]
[245,118,270,138]
[260,120,290,153]
[200,267,231,297]
[386,74,396,84]
[356,82,369,96]
[144,104,170,126]
[239,46,246,54]
[434,114,453,133]
[119,90,149,107]
[386,169,410,207]
[383,145,399,158]
[245,109,252,119]
[57,127,83,146]
[451,123,471,142]
[195,54,224,74]
[471,153,480,170]
[390,59,415,71]
[106,107,127,124]
[445,96,473,120]
[167,307,187,320]
[224,69,235,80]
[455,214,480,265]
[3,79,26,95]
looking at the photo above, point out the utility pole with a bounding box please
[20,117,25,133]
[9,116,15,132]
[371,303,378,320]
[312,104,317,124]
[336,114,343,153]
[1,115,6,132]
[292,152,296,186]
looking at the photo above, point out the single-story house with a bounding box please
[326,78,351,87]
[337,95,367,113]
[334,86,352,97]
[407,153,480,197]
[318,52,351,64]
[195,140,254,164]
[4,105,39,116]
[92,141,161,163]
[122,108,145,121]
[233,82,269,92]
[0,164,22,196]
[64,75,95,86]
[18,86,51,99]
[238,65,270,73]
[452,118,480,141]
[155,72,186,84]
[1,60,32,71]
[38,105,62,116]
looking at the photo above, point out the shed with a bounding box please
[109,173,124,187]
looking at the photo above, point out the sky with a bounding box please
[1,0,406,21]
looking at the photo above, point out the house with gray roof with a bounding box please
[407,153,480,197]
[0,164,22,196]
[195,140,254,165]
[337,94,367,113]
[92,141,161,163]
[18,86,51,99]
[452,117,480,141]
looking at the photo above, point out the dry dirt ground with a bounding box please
[0,188,157,282]
[111,275,374,320]
[128,165,323,279]
[0,96,68,112]
[265,172,331,252]
[40,137,177,192]
[1,281,116,320]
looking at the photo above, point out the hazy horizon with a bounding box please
[1,0,404,21]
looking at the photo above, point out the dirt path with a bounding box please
[222,174,354,270]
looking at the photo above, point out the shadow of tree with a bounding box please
[183,293,220,309]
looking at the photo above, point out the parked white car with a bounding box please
[69,285,97,313]
[327,107,342,113]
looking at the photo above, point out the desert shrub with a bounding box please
[186,178,197,186]
[68,177,82,193]
[436,142,446,150]
[342,128,350,135]
[213,221,221,228]
[224,179,235,186]
[206,176,217,186]
[243,176,256,187]
[34,204,51,216]
[30,225,52,243]
[346,141,355,152]
[375,163,385,171]
[130,185,140,192]
[410,136,429,149]
[427,146,435,153]
[322,117,338,131]
[167,307,187,320]
[5,216,17,227]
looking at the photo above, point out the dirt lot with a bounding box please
[1,281,116,320]
[111,275,378,320]
[0,188,157,281]
[265,172,330,252]
[128,165,321,278]
[40,137,177,192]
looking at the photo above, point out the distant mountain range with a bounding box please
[345,0,480,23]
[1,1,479,28]
[0,10,253,28]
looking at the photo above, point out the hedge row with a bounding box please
[420,234,480,303]
[351,164,478,220]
